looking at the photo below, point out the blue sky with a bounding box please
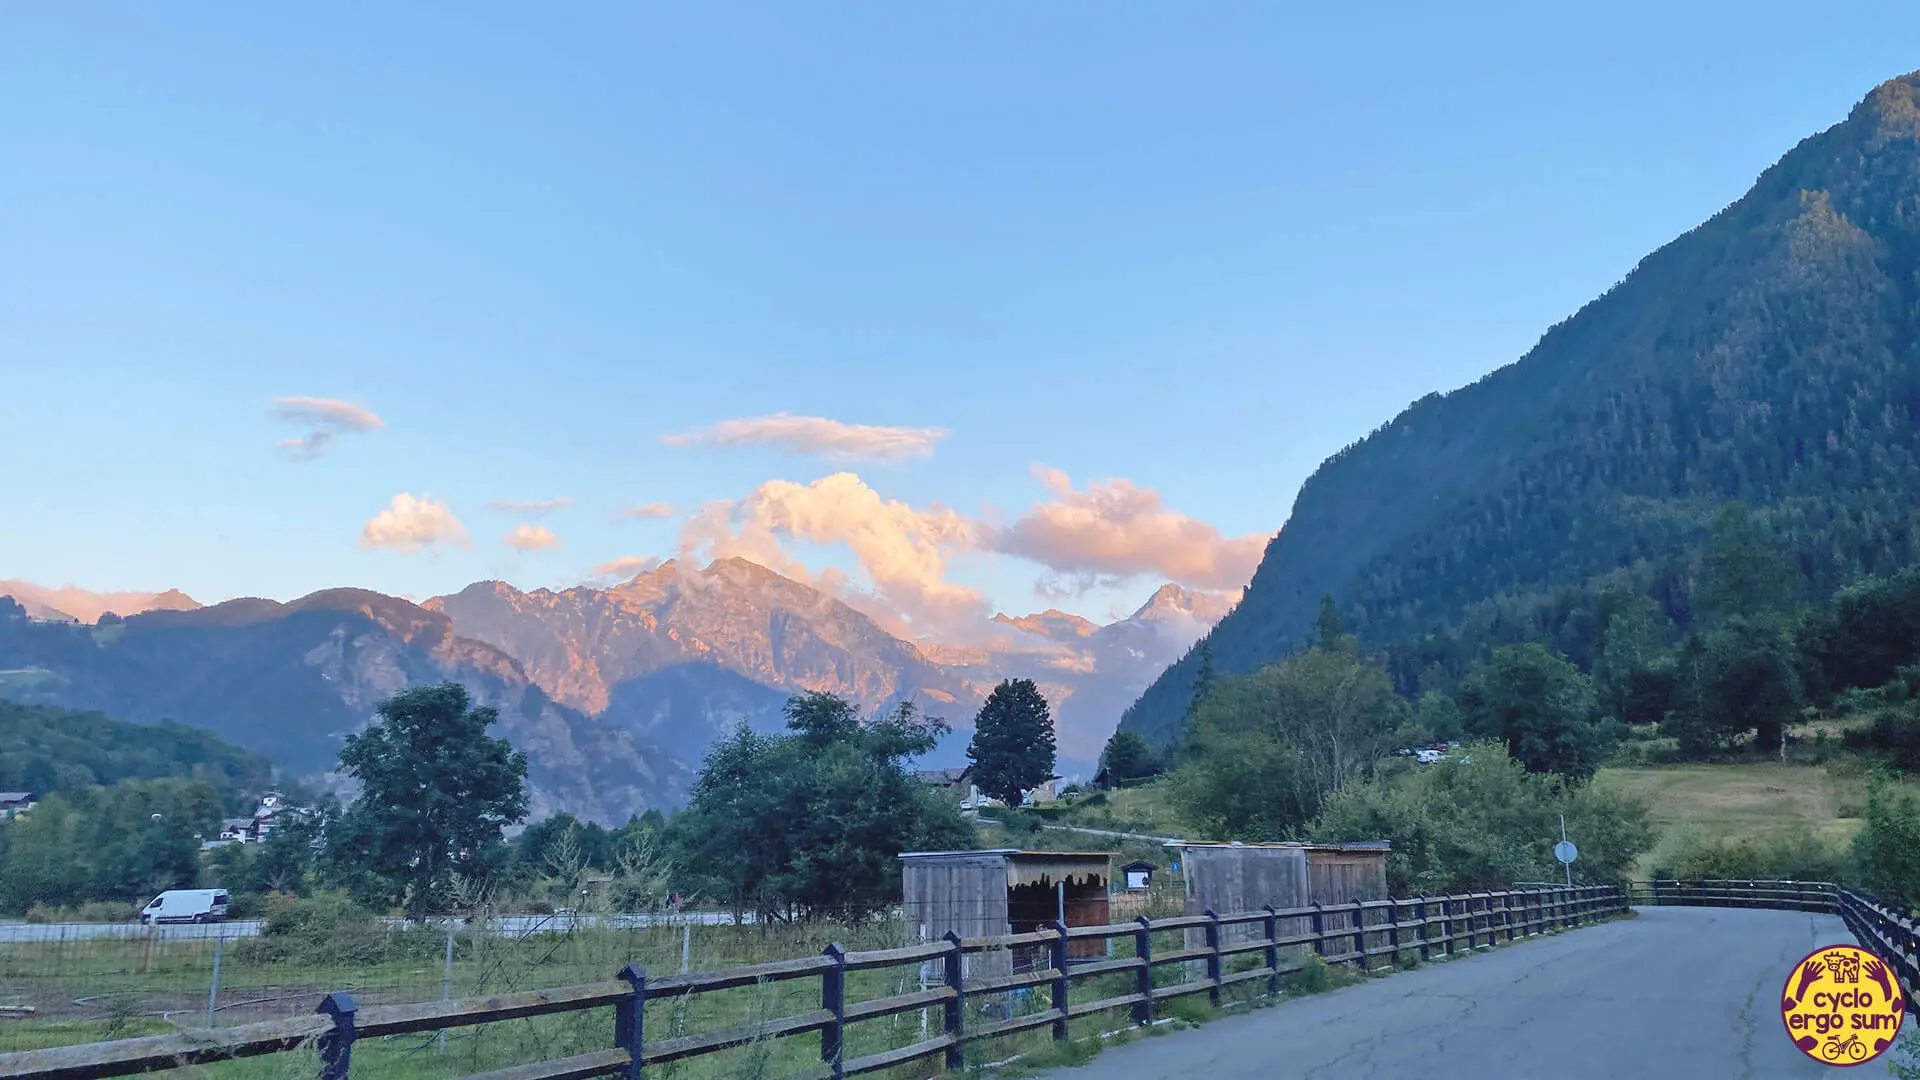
[4,3,1916,636]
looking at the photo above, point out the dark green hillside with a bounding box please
[1124,73,1920,745]
[0,699,275,812]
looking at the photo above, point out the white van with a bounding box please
[140,889,231,925]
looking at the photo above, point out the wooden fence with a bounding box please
[0,884,1623,1080]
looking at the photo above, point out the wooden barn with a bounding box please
[1166,840,1390,951]
[899,849,1114,979]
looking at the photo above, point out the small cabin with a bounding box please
[1121,860,1155,891]
[0,792,35,821]
[900,848,1114,979]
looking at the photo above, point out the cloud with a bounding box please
[358,494,470,553]
[986,466,1272,594]
[593,556,662,581]
[272,396,384,459]
[677,472,985,635]
[663,414,948,461]
[616,502,676,521]
[504,523,562,552]
[488,497,573,517]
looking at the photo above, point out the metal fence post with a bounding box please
[1049,922,1071,1042]
[614,963,646,1080]
[206,930,224,1030]
[1261,905,1280,996]
[316,991,357,1080]
[821,943,846,1077]
[1416,895,1431,961]
[1351,899,1367,967]
[942,932,965,1069]
[1132,917,1154,1027]
[1203,911,1223,1007]
[438,924,454,1056]
[1309,903,1326,958]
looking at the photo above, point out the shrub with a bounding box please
[1850,784,1920,910]
[1310,741,1655,894]
[242,891,429,966]
[1647,826,1848,884]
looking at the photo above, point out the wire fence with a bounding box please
[0,892,1196,1068]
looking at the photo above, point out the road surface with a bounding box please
[1033,906,1913,1079]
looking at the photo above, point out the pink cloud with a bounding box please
[358,494,470,553]
[677,472,985,635]
[504,523,562,552]
[272,396,384,459]
[987,466,1271,594]
[663,414,948,461]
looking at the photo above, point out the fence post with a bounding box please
[1352,899,1367,967]
[821,943,846,1078]
[1262,905,1280,996]
[1416,895,1430,962]
[1388,898,1401,967]
[1440,896,1453,957]
[316,992,357,1080]
[1132,917,1155,1027]
[1049,922,1071,1042]
[438,923,455,1056]
[942,932,965,1070]
[614,963,645,1080]
[1309,903,1326,958]
[206,930,224,1029]
[1203,911,1223,1007]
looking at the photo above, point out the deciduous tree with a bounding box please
[328,683,529,914]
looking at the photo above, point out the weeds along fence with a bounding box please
[1629,879,1919,1013]
[0,885,1624,1080]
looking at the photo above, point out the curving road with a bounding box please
[1034,906,1913,1079]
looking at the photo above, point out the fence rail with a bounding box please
[1630,879,1919,1012]
[0,885,1625,1079]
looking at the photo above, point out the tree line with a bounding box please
[0,674,1063,924]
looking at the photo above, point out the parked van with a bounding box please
[140,889,231,925]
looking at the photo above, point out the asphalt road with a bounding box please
[1033,906,1913,1080]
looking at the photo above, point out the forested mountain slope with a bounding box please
[1123,72,1920,745]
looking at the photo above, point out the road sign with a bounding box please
[1554,840,1578,864]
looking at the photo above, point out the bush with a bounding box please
[242,892,432,966]
[1850,783,1920,910]
[1647,826,1848,883]
[1310,741,1655,894]
[23,900,138,924]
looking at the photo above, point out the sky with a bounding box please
[4,3,1918,639]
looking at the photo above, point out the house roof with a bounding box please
[1121,860,1155,872]
[913,767,971,785]
[0,792,34,803]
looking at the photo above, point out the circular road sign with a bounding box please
[1553,840,1578,864]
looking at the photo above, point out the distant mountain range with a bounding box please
[1,560,1228,820]
[0,580,201,624]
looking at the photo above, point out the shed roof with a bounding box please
[0,792,34,803]
[1121,860,1155,872]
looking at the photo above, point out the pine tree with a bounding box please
[967,679,1057,806]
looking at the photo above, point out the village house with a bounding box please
[0,792,36,821]
[200,792,308,850]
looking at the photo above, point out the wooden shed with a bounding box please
[899,849,1114,972]
[1302,841,1390,904]
[1166,840,1390,950]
